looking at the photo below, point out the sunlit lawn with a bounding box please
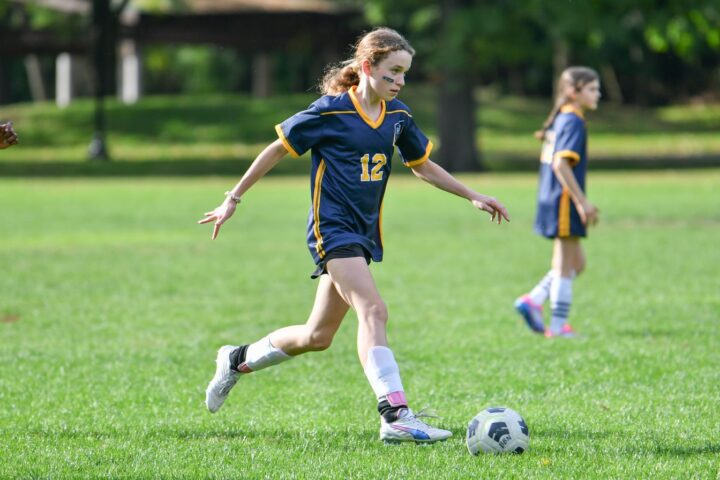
[1,170,718,478]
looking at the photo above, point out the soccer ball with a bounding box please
[466,406,529,455]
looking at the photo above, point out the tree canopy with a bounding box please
[363,0,720,102]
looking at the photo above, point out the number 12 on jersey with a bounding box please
[360,153,387,182]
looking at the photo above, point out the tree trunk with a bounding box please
[437,75,479,171]
[24,54,48,102]
[600,62,624,104]
[251,52,273,98]
[89,0,111,160]
[435,0,480,172]
[0,61,12,105]
[552,37,569,97]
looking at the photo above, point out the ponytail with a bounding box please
[534,95,567,141]
[320,60,360,95]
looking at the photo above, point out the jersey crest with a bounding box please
[392,120,405,146]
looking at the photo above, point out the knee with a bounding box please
[363,301,388,327]
[304,329,334,352]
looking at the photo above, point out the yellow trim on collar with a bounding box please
[348,86,386,129]
[560,105,585,119]
[386,109,412,117]
[404,141,433,168]
[275,124,300,158]
[320,111,356,116]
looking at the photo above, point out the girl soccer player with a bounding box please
[199,28,509,443]
[514,67,600,338]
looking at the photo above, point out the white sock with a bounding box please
[528,270,555,305]
[244,336,291,372]
[550,275,573,334]
[364,346,405,402]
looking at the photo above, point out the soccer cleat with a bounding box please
[545,324,578,338]
[205,345,242,413]
[514,295,546,334]
[380,408,453,444]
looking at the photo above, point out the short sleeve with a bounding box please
[553,117,585,167]
[275,104,324,158]
[395,115,433,168]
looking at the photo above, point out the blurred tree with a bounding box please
[643,1,720,60]
[0,0,86,104]
[363,0,720,169]
[366,0,487,170]
[143,45,246,94]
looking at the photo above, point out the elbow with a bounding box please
[411,160,434,180]
[411,167,429,183]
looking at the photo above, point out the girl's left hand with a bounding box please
[471,195,510,224]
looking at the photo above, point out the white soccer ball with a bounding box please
[466,406,529,455]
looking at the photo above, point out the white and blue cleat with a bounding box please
[380,408,452,444]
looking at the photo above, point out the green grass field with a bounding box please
[1,170,719,478]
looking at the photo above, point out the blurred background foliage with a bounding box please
[1,0,719,171]
[1,0,718,104]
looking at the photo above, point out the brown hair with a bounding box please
[535,66,599,140]
[320,28,415,95]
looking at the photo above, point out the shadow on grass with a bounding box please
[0,158,307,177]
[1,155,718,177]
[21,425,381,445]
[648,444,720,456]
[535,428,720,457]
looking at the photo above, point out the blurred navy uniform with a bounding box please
[534,105,587,238]
[276,85,433,267]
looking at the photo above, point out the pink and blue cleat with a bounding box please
[514,295,546,334]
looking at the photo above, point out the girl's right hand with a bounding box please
[198,200,237,240]
[578,200,599,226]
[471,194,511,224]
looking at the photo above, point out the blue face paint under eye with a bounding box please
[382,76,395,84]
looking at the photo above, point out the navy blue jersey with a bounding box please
[275,86,433,265]
[534,105,588,238]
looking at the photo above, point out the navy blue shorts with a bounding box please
[534,198,586,239]
[310,243,371,279]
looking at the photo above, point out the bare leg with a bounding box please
[574,242,586,276]
[325,257,388,368]
[206,272,349,413]
[552,237,583,277]
[269,274,350,356]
